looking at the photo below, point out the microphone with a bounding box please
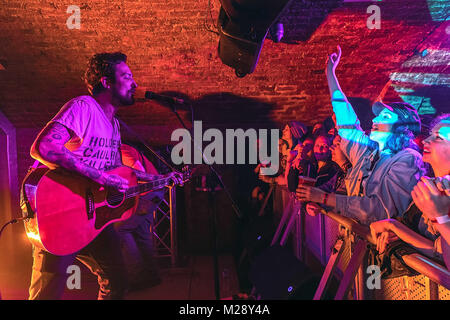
[145,91,187,105]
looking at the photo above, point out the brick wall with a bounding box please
[1,0,448,251]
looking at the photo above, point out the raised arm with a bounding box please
[325,46,371,163]
[326,46,346,100]
[326,46,359,126]
[31,122,129,191]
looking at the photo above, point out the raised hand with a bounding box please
[326,45,342,76]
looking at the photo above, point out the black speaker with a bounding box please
[242,215,275,258]
[217,7,265,77]
[236,215,276,291]
[249,245,320,300]
[217,0,293,77]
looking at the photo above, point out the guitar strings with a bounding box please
[105,169,189,203]
[106,177,174,203]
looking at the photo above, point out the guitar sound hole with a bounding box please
[106,189,125,207]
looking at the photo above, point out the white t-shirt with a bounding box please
[50,95,121,171]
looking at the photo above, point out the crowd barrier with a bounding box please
[270,185,450,300]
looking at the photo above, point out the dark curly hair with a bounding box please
[84,52,127,95]
[385,124,419,154]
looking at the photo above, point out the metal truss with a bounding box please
[151,186,178,266]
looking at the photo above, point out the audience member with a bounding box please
[305,134,348,216]
[296,46,425,224]
[283,121,308,150]
[260,121,308,186]
[312,123,325,138]
[285,135,316,193]
[312,134,341,193]
[370,114,450,269]
[330,134,352,194]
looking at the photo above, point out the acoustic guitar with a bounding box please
[22,165,188,256]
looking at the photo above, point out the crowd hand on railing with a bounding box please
[296,185,326,203]
[258,173,277,184]
[258,174,269,183]
[258,173,285,186]
[412,176,450,221]
[305,202,322,217]
[258,161,283,185]
[369,219,400,254]
[258,172,273,184]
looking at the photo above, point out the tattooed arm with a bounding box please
[30,122,129,191]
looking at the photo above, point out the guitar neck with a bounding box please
[125,177,172,198]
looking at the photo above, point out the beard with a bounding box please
[113,90,135,106]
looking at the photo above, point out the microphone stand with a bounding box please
[169,102,243,220]
[168,101,243,300]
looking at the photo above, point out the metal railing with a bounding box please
[254,182,450,299]
[319,209,450,292]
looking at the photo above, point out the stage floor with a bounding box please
[0,254,240,300]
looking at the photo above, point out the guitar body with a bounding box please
[23,166,139,256]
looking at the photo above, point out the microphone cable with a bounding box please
[0,217,26,242]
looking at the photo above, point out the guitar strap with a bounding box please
[20,160,41,219]
[136,148,153,174]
